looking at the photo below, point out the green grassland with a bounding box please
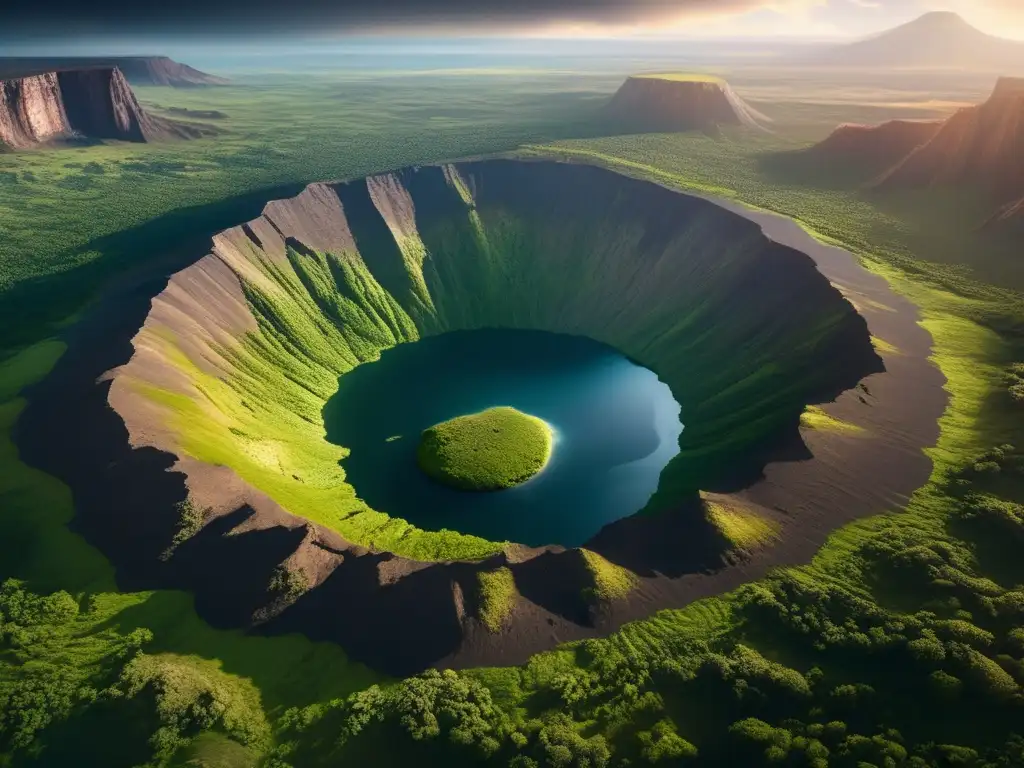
[416,407,554,491]
[2,67,1024,767]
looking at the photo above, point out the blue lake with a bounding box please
[323,329,683,547]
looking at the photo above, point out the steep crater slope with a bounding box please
[21,160,946,674]
[0,66,214,149]
[604,74,769,134]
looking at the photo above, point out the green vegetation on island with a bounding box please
[416,407,553,491]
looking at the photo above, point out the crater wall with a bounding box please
[20,160,945,673]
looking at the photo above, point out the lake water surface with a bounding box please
[323,329,683,547]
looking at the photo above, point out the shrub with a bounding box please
[637,719,697,763]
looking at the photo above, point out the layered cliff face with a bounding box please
[0,72,69,149]
[57,67,153,142]
[604,75,769,134]
[0,66,214,149]
[108,161,883,564]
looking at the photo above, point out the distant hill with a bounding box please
[811,12,1024,72]
[604,74,769,134]
[0,56,227,87]
[802,77,1024,232]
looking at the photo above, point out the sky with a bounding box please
[2,0,1023,42]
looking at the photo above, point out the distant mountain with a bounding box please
[877,76,1024,201]
[803,76,1024,232]
[811,12,1024,71]
[985,197,1024,235]
[0,56,227,87]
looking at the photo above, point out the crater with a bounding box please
[18,159,948,675]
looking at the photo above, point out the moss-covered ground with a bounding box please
[3,68,1024,767]
[477,568,518,633]
[704,499,780,551]
[417,407,553,491]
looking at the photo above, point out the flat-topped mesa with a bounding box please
[0,66,215,149]
[604,74,769,134]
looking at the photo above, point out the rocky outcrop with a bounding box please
[0,66,216,149]
[604,75,769,134]
[0,56,227,87]
[0,72,69,149]
[17,159,945,675]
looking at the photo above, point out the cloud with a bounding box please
[4,0,1024,39]
[1,0,824,36]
